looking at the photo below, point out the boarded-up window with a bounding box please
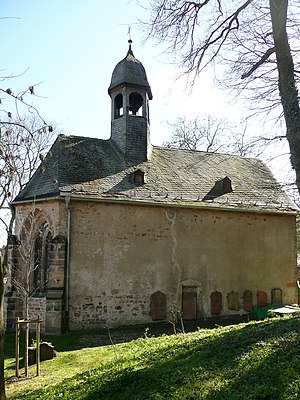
[211,291,222,315]
[257,291,268,307]
[182,287,197,320]
[150,291,166,321]
[271,288,282,306]
[243,290,253,311]
[227,291,240,311]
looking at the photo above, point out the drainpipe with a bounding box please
[64,196,71,332]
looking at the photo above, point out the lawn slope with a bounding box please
[5,316,300,399]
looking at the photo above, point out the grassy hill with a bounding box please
[4,315,300,399]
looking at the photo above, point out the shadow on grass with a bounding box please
[82,318,300,400]
[10,317,300,400]
[5,315,252,356]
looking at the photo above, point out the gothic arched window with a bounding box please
[33,222,52,295]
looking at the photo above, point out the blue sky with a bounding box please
[0,0,236,245]
[1,0,235,145]
[0,0,293,183]
[0,0,296,245]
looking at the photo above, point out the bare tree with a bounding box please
[144,0,300,194]
[0,76,52,399]
[163,113,262,157]
[164,114,231,152]
[0,255,4,399]
[0,114,55,239]
[10,203,50,376]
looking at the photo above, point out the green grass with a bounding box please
[4,315,300,399]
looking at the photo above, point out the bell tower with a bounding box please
[108,40,153,164]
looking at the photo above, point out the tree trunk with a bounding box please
[270,0,300,194]
[0,257,6,399]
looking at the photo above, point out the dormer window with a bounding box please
[130,169,145,185]
[222,176,232,193]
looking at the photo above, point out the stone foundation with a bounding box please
[28,297,47,332]
[46,290,65,333]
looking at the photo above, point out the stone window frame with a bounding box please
[20,209,53,298]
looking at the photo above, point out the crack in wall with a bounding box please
[163,209,182,309]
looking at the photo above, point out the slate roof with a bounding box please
[13,134,297,213]
[108,45,153,99]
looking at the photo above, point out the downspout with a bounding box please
[64,196,71,332]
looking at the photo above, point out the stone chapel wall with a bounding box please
[67,200,297,329]
[5,200,67,333]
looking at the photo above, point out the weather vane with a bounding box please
[128,26,132,44]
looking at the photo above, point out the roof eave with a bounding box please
[11,191,61,205]
[16,191,296,216]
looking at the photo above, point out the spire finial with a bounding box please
[127,27,134,56]
[128,27,133,52]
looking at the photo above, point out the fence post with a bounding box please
[15,317,20,378]
[24,319,29,377]
[36,316,40,376]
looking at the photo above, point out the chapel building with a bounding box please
[6,42,298,333]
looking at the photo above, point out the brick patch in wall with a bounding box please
[69,293,152,329]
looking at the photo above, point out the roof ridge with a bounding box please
[151,145,259,161]
[59,133,109,142]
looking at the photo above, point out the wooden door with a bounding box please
[182,287,197,320]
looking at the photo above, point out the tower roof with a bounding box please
[108,41,153,99]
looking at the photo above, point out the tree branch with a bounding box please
[241,47,275,79]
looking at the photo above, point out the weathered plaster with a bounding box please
[65,200,297,329]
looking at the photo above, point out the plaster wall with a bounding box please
[67,201,297,329]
